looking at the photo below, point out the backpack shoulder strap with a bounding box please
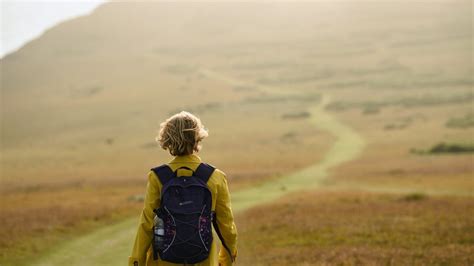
[212,212,235,262]
[151,164,174,185]
[194,163,215,183]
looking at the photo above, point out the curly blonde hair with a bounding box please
[156,111,209,156]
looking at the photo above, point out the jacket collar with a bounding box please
[169,153,202,164]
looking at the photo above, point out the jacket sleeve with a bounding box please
[128,171,161,266]
[215,173,238,266]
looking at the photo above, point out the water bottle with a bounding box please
[154,214,165,250]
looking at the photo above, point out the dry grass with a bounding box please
[235,191,474,266]
[322,102,474,195]
[1,1,472,264]
[0,185,143,262]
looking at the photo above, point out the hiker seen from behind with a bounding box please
[129,111,238,266]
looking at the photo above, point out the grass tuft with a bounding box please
[281,111,311,120]
[400,193,427,202]
[411,142,474,155]
[446,113,474,129]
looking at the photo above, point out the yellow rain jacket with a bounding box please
[128,154,238,266]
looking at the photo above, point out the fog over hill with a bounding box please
[1,1,471,188]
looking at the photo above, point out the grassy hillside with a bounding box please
[1,1,472,264]
[2,1,471,188]
[236,191,474,265]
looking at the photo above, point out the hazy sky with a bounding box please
[0,0,105,58]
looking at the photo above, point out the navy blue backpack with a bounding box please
[151,163,231,264]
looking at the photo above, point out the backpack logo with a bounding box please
[179,200,193,206]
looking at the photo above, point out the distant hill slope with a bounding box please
[1,1,471,188]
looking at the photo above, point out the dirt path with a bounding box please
[32,70,365,265]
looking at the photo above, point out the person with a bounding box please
[129,111,238,266]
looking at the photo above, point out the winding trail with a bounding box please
[32,70,365,265]
[231,94,365,212]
